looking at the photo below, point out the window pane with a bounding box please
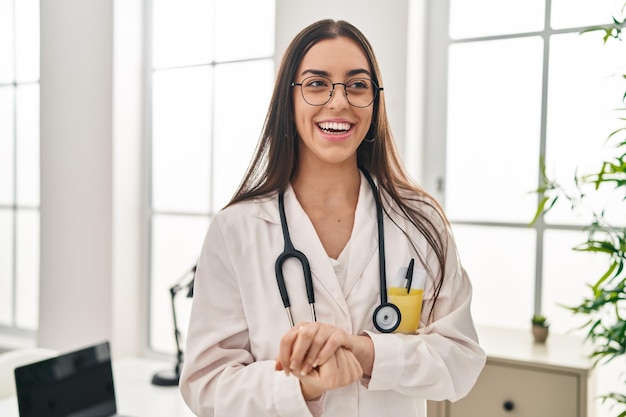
[451,225,536,330]
[551,0,619,29]
[449,0,545,39]
[542,229,611,336]
[15,209,38,329]
[213,59,273,210]
[150,214,210,353]
[0,210,13,326]
[152,0,213,69]
[0,0,14,83]
[0,87,14,205]
[152,67,212,213]
[14,0,38,82]
[214,0,275,61]
[16,83,39,206]
[545,33,626,226]
[446,38,543,222]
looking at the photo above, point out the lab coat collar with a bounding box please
[342,174,380,297]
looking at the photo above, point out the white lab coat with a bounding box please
[180,172,485,417]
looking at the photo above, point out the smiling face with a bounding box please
[292,37,374,170]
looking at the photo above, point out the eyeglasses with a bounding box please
[291,76,383,108]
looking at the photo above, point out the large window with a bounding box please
[426,0,626,334]
[148,0,276,354]
[0,0,40,336]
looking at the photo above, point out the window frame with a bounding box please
[144,0,276,354]
[423,0,619,320]
[0,0,39,341]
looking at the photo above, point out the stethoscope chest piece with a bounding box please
[373,303,401,333]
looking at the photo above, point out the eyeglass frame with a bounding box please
[291,75,384,108]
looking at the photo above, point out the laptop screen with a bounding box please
[14,341,118,417]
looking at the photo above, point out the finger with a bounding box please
[275,356,284,371]
[298,354,338,400]
[277,337,294,375]
[298,324,344,375]
[277,322,306,375]
[334,348,362,385]
[299,325,335,375]
[317,348,341,389]
[289,323,321,374]
[310,327,347,368]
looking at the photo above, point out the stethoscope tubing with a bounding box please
[362,170,388,306]
[275,193,317,327]
[275,169,399,333]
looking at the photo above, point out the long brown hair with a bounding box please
[227,19,447,323]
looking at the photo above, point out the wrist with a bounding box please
[348,334,374,376]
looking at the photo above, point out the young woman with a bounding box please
[180,19,485,417]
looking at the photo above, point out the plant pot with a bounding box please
[532,325,549,343]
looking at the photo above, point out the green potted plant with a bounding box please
[531,314,549,343]
[531,4,626,414]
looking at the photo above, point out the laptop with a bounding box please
[14,341,131,417]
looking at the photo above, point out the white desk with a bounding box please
[0,357,195,417]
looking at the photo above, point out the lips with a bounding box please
[317,121,353,134]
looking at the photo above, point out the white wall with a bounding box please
[39,0,144,358]
[39,0,114,351]
[111,0,145,358]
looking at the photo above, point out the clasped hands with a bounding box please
[275,322,373,400]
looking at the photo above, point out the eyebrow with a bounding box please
[300,68,372,78]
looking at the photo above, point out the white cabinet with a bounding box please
[428,327,593,417]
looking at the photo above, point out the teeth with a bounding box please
[318,121,351,132]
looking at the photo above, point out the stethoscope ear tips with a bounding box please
[373,303,401,333]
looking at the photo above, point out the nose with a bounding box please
[328,83,349,108]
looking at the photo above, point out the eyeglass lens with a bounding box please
[297,76,378,108]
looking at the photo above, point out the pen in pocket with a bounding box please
[405,258,414,293]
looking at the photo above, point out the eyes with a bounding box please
[292,75,382,108]
[303,76,373,92]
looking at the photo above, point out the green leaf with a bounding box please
[529,196,552,225]
[591,261,619,293]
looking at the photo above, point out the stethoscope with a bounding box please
[275,169,402,333]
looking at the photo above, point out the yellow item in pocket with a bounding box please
[388,287,423,334]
